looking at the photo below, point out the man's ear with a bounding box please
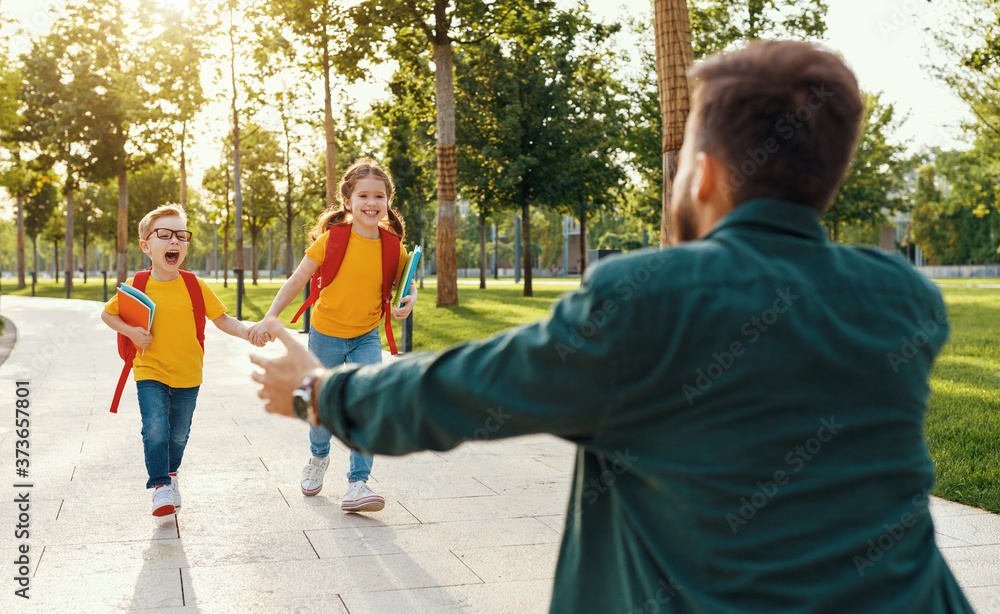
[694,151,720,203]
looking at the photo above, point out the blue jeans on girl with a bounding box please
[308,327,382,482]
[136,380,200,489]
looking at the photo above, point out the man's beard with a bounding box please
[674,196,699,243]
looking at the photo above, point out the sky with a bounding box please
[0,0,978,195]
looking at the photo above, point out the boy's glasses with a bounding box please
[146,228,193,242]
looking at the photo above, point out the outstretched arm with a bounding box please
[251,275,622,455]
[212,314,260,345]
[248,255,318,344]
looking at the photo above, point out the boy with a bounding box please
[102,204,258,516]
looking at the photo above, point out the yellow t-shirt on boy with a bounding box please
[105,275,226,388]
[305,226,407,339]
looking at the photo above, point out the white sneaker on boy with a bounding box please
[341,481,385,513]
[152,485,175,517]
[301,456,330,496]
[169,473,180,508]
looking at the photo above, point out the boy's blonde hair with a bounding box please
[138,204,187,240]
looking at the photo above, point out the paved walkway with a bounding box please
[0,295,997,613]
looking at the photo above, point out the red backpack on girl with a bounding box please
[110,269,206,413]
[290,224,401,354]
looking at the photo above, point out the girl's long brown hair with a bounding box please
[307,158,405,243]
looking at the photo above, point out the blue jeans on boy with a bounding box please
[136,380,200,489]
[308,327,382,482]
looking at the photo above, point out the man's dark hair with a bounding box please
[688,40,865,213]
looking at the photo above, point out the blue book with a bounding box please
[392,245,422,309]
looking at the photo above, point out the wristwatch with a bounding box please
[292,371,320,422]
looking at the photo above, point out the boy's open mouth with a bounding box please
[165,250,180,265]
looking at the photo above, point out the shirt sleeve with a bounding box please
[315,275,622,455]
[305,232,328,266]
[104,276,135,315]
[198,278,228,320]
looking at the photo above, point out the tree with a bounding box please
[911,143,1000,264]
[653,0,693,247]
[18,31,93,293]
[239,124,282,284]
[266,0,379,209]
[147,3,209,209]
[23,179,61,283]
[377,57,438,288]
[822,92,909,241]
[0,33,28,289]
[358,0,527,307]
[32,0,186,285]
[202,150,234,287]
[930,0,1000,142]
[456,7,626,294]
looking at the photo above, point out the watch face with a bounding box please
[292,392,309,421]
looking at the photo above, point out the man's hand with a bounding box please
[249,317,323,418]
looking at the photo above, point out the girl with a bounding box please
[249,158,416,512]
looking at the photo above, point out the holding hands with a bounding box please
[248,321,273,346]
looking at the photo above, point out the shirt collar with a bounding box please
[704,198,828,243]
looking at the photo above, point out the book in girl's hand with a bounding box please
[117,284,155,355]
[393,245,422,310]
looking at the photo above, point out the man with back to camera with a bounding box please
[251,40,973,613]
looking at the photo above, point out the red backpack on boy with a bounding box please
[110,269,206,413]
[290,224,401,355]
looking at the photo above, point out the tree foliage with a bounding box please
[822,92,910,241]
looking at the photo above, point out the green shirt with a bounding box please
[316,199,972,613]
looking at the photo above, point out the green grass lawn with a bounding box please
[932,278,1000,285]
[926,286,1000,514]
[4,276,998,513]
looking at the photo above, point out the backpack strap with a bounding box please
[290,224,352,324]
[379,227,402,356]
[179,270,206,351]
[110,270,151,414]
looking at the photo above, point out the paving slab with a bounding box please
[1,294,999,613]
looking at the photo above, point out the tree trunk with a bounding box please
[323,37,337,208]
[283,111,295,277]
[117,168,128,284]
[230,9,245,298]
[65,184,74,292]
[579,213,588,277]
[654,0,694,247]
[16,194,25,289]
[285,214,294,277]
[433,39,459,306]
[521,202,532,297]
[180,120,188,208]
[478,212,487,289]
[223,218,230,288]
[82,228,88,283]
[251,232,259,285]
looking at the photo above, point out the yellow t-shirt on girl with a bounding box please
[305,227,407,339]
[105,275,226,388]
